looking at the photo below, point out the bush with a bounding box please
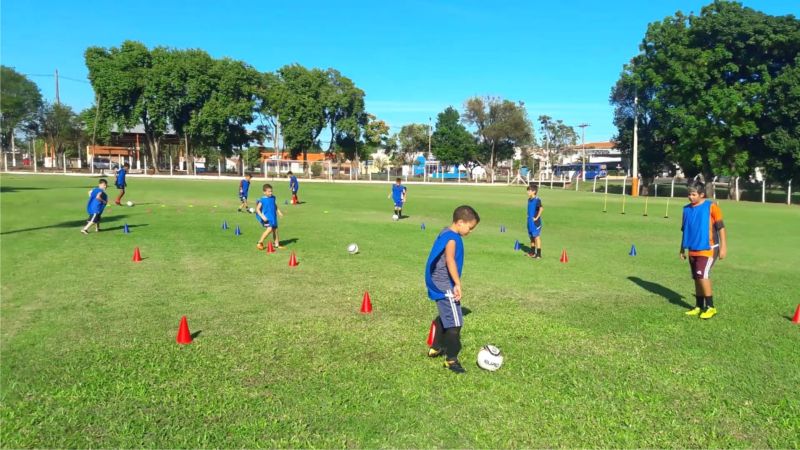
[311,162,323,177]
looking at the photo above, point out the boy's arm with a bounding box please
[95,193,107,204]
[533,206,543,221]
[257,203,267,221]
[277,206,283,217]
[718,228,727,259]
[444,240,462,301]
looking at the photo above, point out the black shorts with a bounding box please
[688,255,715,280]
[115,184,126,190]
[87,213,102,224]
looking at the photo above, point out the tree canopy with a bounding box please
[1,66,43,150]
[431,107,476,166]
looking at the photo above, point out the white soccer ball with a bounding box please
[392,214,399,221]
[126,201,134,207]
[248,207,255,213]
[477,344,504,371]
[347,243,359,254]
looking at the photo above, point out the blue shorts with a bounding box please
[87,213,102,224]
[239,195,248,202]
[528,218,542,238]
[434,291,463,328]
[115,183,126,190]
[394,200,403,208]
[257,218,278,229]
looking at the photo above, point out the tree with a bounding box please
[1,66,43,152]
[271,64,328,171]
[323,69,365,153]
[611,1,800,195]
[38,102,81,163]
[537,115,578,169]
[431,107,476,167]
[462,96,533,175]
[396,123,429,164]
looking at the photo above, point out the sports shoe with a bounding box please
[274,242,285,249]
[444,359,466,374]
[115,201,121,206]
[427,347,443,358]
[80,229,88,235]
[256,243,265,250]
[685,307,702,316]
[699,307,717,320]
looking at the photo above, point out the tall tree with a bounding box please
[323,69,365,154]
[1,66,43,152]
[611,1,800,194]
[431,107,476,167]
[396,123,429,165]
[38,102,80,162]
[272,64,328,170]
[462,96,533,175]
[537,115,578,169]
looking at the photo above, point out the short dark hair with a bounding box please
[287,171,293,175]
[245,173,252,178]
[123,162,130,168]
[527,183,538,192]
[453,205,480,224]
[263,183,272,191]
[687,179,706,196]
[396,177,402,183]
[98,178,108,185]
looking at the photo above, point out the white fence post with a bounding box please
[670,176,676,198]
[34,146,39,173]
[144,155,148,174]
[575,175,580,191]
[622,176,628,196]
[788,179,792,205]
[592,175,597,193]
[3,153,7,172]
[762,178,766,203]
[735,176,740,201]
[712,176,718,200]
[62,153,67,174]
[654,183,658,197]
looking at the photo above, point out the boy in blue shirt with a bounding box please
[526,183,544,259]
[425,205,480,373]
[288,171,299,204]
[81,179,108,234]
[255,183,284,250]
[113,162,129,205]
[238,173,252,212]
[388,177,407,218]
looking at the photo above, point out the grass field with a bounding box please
[1,174,798,448]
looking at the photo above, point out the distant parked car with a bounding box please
[92,157,119,170]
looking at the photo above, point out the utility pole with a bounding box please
[578,123,589,181]
[55,69,60,105]
[632,96,639,197]
[427,116,432,158]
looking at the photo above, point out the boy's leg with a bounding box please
[115,188,125,204]
[257,226,271,246]
[273,228,282,247]
[436,292,465,373]
[81,215,95,233]
[534,236,542,257]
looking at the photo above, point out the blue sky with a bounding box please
[2,0,797,143]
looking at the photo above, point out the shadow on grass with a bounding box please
[462,306,472,316]
[191,330,202,339]
[628,276,692,309]
[279,238,299,246]
[0,186,47,193]
[1,215,129,235]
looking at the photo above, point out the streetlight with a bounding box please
[578,123,589,181]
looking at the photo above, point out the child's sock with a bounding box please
[705,296,714,308]
[695,295,704,309]
[536,248,541,257]
[443,327,462,360]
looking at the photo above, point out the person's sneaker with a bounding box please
[237,208,242,212]
[80,229,88,235]
[685,307,702,316]
[699,307,717,319]
[533,254,542,259]
[444,359,466,373]
[525,252,535,258]
[274,242,285,249]
[427,347,443,358]
[115,201,121,206]
[256,243,265,250]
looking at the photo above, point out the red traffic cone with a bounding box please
[288,251,298,267]
[360,291,373,313]
[559,248,568,263]
[176,316,192,344]
[426,320,437,346]
[132,247,143,262]
[266,240,275,253]
[792,304,800,324]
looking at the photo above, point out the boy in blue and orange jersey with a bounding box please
[526,183,544,259]
[680,180,727,319]
[388,177,407,217]
[255,184,284,250]
[113,162,129,205]
[238,173,252,212]
[81,179,108,234]
[425,205,480,374]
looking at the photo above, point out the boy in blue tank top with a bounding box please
[81,179,108,234]
[255,183,284,250]
[526,183,544,258]
[238,173,252,213]
[425,205,480,373]
[388,178,407,218]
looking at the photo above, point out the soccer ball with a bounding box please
[347,243,359,254]
[392,214,399,221]
[476,344,504,371]
[126,201,134,207]
[248,207,255,213]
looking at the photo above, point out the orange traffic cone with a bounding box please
[426,320,437,346]
[266,240,275,253]
[176,316,192,344]
[360,291,373,313]
[288,251,298,267]
[559,248,568,263]
[792,304,800,324]
[132,247,143,262]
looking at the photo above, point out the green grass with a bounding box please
[1,174,799,448]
